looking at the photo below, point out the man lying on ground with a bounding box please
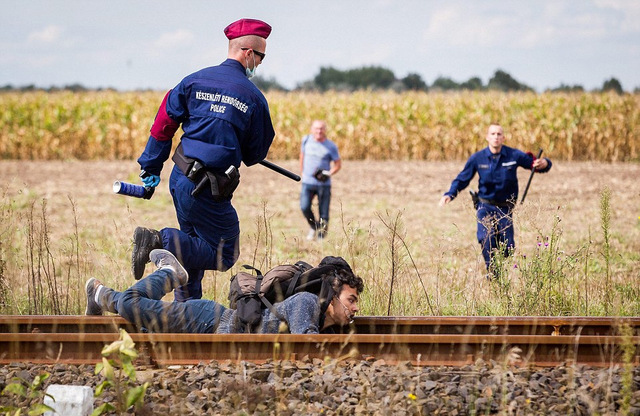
[85,250,363,334]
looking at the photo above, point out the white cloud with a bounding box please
[423,5,518,48]
[516,6,608,48]
[27,25,64,44]
[421,2,632,51]
[594,0,640,13]
[594,0,640,32]
[154,30,196,49]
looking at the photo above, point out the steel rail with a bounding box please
[350,316,640,335]
[1,315,639,336]
[0,332,638,367]
[0,315,639,367]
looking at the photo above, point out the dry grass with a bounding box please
[1,159,639,316]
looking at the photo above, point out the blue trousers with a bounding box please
[300,183,331,231]
[161,166,240,301]
[105,268,225,333]
[476,202,515,271]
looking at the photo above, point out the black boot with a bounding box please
[317,219,329,240]
[132,227,163,280]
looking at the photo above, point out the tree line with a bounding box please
[254,67,627,94]
[1,68,629,94]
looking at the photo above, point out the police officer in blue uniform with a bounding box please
[132,18,275,301]
[439,124,552,278]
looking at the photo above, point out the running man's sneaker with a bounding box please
[306,228,316,241]
[149,249,188,286]
[132,227,163,280]
[85,277,104,316]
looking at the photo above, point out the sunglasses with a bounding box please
[241,48,265,61]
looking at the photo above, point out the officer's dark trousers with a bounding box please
[160,166,240,301]
[476,202,514,272]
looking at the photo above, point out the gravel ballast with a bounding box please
[2,358,640,415]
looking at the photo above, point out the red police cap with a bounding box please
[224,18,272,40]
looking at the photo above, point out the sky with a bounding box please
[1,0,639,92]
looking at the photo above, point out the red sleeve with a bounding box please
[150,90,180,141]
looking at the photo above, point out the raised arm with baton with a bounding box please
[520,148,543,204]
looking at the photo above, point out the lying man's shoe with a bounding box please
[132,227,163,280]
[150,249,189,286]
[85,277,104,316]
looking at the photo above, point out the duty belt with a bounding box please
[172,142,240,199]
[478,198,514,208]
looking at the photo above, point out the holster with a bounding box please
[172,142,240,199]
[469,190,479,210]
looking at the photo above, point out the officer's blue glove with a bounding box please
[141,173,161,188]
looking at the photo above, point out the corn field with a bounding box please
[1,90,639,162]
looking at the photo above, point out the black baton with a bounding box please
[259,160,300,182]
[520,148,543,204]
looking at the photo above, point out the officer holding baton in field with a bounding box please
[439,124,552,279]
[132,18,275,301]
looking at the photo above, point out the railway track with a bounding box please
[1,315,638,367]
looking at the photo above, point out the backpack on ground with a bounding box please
[228,257,350,332]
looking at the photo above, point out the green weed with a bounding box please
[0,372,54,415]
[92,329,150,415]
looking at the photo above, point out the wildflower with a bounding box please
[513,264,518,269]
[407,393,417,401]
